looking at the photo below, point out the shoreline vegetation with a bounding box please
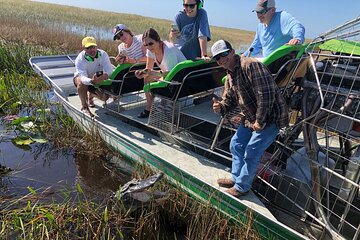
[0,0,263,239]
[0,0,254,55]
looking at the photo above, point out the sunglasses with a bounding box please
[256,8,269,15]
[85,46,96,50]
[115,32,124,40]
[183,3,196,9]
[143,42,155,47]
[214,51,230,61]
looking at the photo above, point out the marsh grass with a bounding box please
[0,0,254,54]
[131,163,262,240]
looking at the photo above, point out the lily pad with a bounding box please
[13,136,34,145]
[11,116,33,126]
[32,137,47,143]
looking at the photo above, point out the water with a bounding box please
[0,120,131,200]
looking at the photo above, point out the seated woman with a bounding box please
[112,24,147,64]
[135,28,186,118]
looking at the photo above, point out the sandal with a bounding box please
[81,107,94,117]
[88,98,95,108]
[138,109,150,118]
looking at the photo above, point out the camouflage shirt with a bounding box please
[220,55,289,129]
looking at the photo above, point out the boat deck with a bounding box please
[67,95,277,221]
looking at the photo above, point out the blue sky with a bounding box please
[33,0,360,38]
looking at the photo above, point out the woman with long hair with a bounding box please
[135,28,186,118]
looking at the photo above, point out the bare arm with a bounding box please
[199,36,208,58]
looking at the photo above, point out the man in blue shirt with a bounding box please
[169,0,211,60]
[243,0,305,57]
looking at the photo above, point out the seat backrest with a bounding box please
[307,39,360,89]
[146,60,226,100]
[99,63,146,95]
[263,44,306,74]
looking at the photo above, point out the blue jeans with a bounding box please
[230,123,279,193]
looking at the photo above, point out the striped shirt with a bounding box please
[117,34,144,60]
[221,55,288,129]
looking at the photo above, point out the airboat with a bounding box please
[29,17,360,240]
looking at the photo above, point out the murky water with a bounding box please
[0,121,131,200]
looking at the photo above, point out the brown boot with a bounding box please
[217,178,235,188]
[225,187,249,198]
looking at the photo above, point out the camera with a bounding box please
[96,71,103,77]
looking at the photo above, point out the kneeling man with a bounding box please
[74,36,113,116]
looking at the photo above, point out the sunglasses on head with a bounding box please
[85,46,96,50]
[183,3,196,9]
[214,51,230,61]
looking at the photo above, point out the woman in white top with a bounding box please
[135,28,186,118]
[112,24,147,64]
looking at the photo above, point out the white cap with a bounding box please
[211,40,231,59]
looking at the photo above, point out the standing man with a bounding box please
[169,0,211,60]
[211,40,288,197]
[74,36,113,116]
[243,0,305,57]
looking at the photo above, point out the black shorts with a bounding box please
[73,76,97,94]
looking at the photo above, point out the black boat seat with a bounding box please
[97,63,146,96]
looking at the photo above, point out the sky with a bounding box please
[33,0,360,39]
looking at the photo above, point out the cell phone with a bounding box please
[96,71,103,77]
[171,24,179,32]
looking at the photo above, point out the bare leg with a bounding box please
[75,77,89,109]
[144,76,153,111]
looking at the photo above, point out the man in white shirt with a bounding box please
[74,37,113,116]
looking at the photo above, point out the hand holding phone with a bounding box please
[171,24,179,33]
[96,71,103,77]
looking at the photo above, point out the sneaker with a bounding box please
[81,107,94,117]
[217,178,234,188]
[225,187,249,198]
[138,109,150,118]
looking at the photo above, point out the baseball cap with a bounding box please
[211,40,232,59]
[82,36,97,48]
[112,24,129,40]
[253,0,276,12]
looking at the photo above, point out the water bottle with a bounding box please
[338,146,360,201]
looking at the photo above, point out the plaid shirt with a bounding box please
[220,55,289,129]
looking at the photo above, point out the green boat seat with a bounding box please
[220,45,307,87]
[144,60,226,101]
[308,39,360,89]
[263,44,306,87]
